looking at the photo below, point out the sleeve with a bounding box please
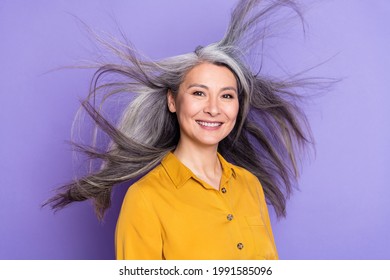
[250,173,279,259]
[251,175,279,259]
[115,184,163,260]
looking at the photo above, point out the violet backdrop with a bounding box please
[1,0,389,259]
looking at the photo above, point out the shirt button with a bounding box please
[221,187,227,193]
[237,243,244,250]
[227,214,234,221]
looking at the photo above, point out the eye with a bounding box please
[222,93,234,99]
[193,91,205,96]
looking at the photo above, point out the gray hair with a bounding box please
[46,0,312,220]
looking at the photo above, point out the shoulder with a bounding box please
[122,161,174,203]
[229,162,266,198]
[135,164,167,188]
[125,163,166,194]
[218,152,260,183]
[231,162,261,183]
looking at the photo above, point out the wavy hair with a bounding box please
[46,0,313,220]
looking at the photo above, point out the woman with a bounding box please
[47,0,311,260]
[116,62,278,259]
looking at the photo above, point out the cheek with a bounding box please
[228,102,240,120]
[177,99,200,118]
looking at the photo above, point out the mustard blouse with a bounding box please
[115,152,278,260]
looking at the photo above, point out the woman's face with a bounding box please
[167,62,239,149]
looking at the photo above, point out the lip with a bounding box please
[196,120,223,128]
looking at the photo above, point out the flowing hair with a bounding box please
[46,0,314,220]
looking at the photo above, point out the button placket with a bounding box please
[220,178,246,255]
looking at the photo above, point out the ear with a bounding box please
[167,89,177,113]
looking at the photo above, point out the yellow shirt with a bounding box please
[115,152,278,260]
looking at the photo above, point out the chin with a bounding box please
[196,137,225,147]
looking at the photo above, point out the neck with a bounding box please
[173,142,220,177]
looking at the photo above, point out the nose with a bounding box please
[203,96,220,116]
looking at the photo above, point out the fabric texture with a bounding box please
[115,152,278,260]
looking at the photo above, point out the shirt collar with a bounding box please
[161,151,237,189]
[217,152,237,187]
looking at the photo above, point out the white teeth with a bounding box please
[196,121,222,127]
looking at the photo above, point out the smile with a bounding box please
[196,121,223,127]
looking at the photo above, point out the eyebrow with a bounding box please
[187,83,237,93]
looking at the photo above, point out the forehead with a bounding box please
[181,63,237,88]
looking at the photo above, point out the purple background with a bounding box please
[1,0,389,259]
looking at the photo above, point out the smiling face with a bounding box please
[167,62,239,150]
